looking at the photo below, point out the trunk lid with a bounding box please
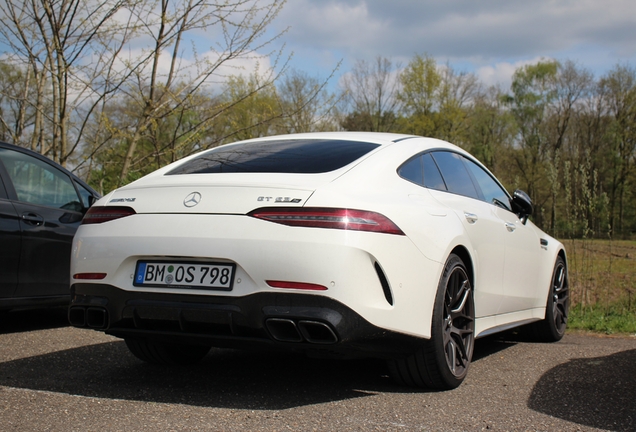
[103,173,327,214]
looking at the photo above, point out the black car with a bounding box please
[0,142,100,312]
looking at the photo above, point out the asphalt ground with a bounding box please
[0,308,634,431]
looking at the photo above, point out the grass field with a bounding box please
[562,239,636,334]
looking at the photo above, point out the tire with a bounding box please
[125,338,211,365]
[524,255,569,342]
[388,254,475,390]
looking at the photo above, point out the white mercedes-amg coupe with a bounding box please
[69,132,569,389]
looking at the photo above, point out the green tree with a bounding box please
[503,60,559,227]
[597,64,636,236]
[465,85,515,177]
[215,73,282,142]
[396,54,440,136]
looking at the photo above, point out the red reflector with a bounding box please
[248,207,404,235]
[82,206,136,224]
[73,273,107,280]
[266,280,328,291]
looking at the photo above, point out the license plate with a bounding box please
[134,261,235,290]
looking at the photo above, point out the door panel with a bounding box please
[0,198,20,298]
[458,154,540,315]
[12,201,81,297]
[495,207,543,314]
[0,147,84,299]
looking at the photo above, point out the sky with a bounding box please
[261,0,636,90]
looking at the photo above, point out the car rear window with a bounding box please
[167,139,380,175]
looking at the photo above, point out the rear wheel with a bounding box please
[125,338,211,365]
[524,255,569,342]
[388,254,475,389]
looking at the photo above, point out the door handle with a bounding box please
[21,212,44,226]
[464,212,478,224]
[505,222,516,232]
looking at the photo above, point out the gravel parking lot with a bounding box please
[0,308,634,431]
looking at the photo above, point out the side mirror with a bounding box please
[511,189,533,225]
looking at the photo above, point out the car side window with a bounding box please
[397,155,424,186]
[0,148,82,211]
[398,152,447,190]
[422,153,446,190]
[0,172,7,199]
[463,157,511,211]
[75,181,94,208]
[430,151,480,200]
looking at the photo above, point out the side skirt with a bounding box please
[475,308,545,338]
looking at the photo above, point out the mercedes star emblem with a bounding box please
[183,191,202,207]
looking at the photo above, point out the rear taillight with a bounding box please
[266,280,328,291]
[73,273,107,280]
[82,206,136,224]
[248,207,404,235]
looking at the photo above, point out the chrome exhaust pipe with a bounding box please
[297,320,338,344]
[265,318,303,342]
[68,306,86,327]
[86,307,108,329]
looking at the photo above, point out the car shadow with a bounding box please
[0,332,517,409]
[0,307,69,335]
[0,340,396,409]
[528,348,636,431]
[472,332,520,361]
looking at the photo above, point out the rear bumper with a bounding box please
[69,283,423,359]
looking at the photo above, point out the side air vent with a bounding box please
[374,262,394,305]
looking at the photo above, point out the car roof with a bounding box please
[234,131,420,146]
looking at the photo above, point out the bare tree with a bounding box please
[436,64,480,143]
[276,69,340,133]
[340,56,401,132]
[0,0,133,165]
[0,0,288,184]
[109,0,287,184]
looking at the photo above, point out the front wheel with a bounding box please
[125,338,211,365]
[388,254,475,390]
[524,255,569,342]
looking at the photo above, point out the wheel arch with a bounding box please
[557,248,568,270]
[449,245,474,288]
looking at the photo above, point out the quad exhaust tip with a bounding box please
[265,318,338,344]
[69,306,109,329]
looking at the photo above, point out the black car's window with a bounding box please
[168,139,380,175]
[0,173,7,199]
[76,181,94,208]
[431,151,479,199]
[463,157,511,210]
[0,148,81,210]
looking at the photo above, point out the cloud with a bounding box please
[106,46,274,95]
[269,0,636,86]
[475,57,551,89]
